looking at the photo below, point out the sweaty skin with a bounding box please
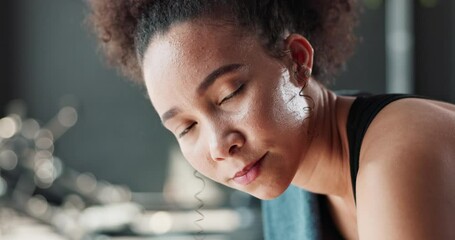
[141,19,455,239]
[143,20,317,200]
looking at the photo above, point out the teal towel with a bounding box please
[262,185,322,239]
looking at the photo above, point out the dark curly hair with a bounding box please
[88,0,358,84]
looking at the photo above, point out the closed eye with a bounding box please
[219,83,245,105]
[178,122,197,138]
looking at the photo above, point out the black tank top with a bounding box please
[346,94,425,202]
[319,94,426,239]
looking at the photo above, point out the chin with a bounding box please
[247,183,290,200]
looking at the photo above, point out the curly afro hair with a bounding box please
[88,0,358,85]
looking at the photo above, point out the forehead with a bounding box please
[142,20,258,114]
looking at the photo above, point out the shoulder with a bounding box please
[355,97,455,239]
[359,97,455,159]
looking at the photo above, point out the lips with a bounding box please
[232,153,267,186]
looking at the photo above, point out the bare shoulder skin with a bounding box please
[356,98,455,239]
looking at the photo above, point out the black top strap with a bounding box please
[346,94,424,203]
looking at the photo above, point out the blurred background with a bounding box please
[0,0,454,239]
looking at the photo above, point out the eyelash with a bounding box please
[178,122,197,138]
[219,83,245,105]
[178,83,245,138]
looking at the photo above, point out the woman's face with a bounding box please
[142,20,312,199]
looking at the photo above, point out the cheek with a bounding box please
[179,139,217,180]
[180,142,204,169]
[247,73,306,134]
[274,72,310,125]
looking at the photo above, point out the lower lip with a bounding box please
[232,155,265,186]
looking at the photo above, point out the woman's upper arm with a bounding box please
[356,152,455,239]
[355,99,455,240]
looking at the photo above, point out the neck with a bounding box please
[291,79,354,200]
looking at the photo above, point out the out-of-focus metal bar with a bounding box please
[385,0,414,93]
[0,1,14,113]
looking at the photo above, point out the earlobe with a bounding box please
[299,65,312,81]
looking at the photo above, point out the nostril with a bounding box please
[209,131,245,161]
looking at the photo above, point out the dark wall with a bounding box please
[414,1,455,102]
[0,1,15,114]
[9,0,173,192]
[333,2,386,94]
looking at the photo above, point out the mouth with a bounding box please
[232,152,267,186]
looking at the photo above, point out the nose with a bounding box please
[209,131,245,161]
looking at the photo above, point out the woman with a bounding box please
[89,0,455,239]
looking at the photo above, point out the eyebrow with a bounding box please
[196,63,245,95]
[161,107,180,125]
[160,63,245,124]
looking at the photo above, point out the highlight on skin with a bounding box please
[141,19,318,200]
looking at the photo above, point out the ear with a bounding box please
[284,34,314,82]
